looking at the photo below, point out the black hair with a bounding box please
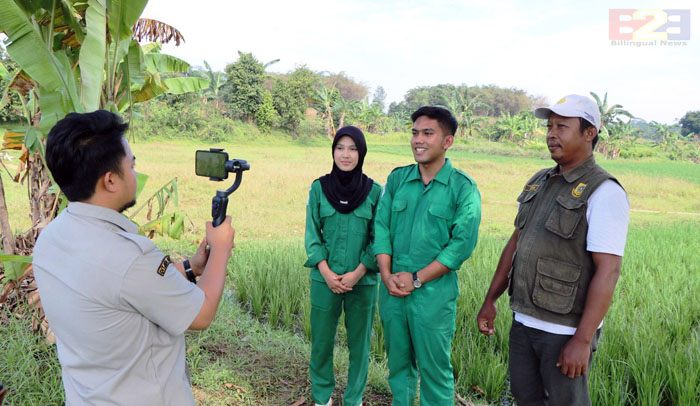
[579,118,599,149]
[46,110,129,202]
[410,106,458,137]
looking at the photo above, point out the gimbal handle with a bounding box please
[211,159,249,227]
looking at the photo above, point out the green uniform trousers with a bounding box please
[310,280,378,406]
[379,271,458,406]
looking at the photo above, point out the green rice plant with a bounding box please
[4,138,700,405]
[0,306,63,405]
[221,219,699,405]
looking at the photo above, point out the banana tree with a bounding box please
[590,91,634,144]
[0,0,209,250]
[349,98,383,133]
[439,87,491,138]
[496,112,525,145]
[0,0,208,324]
[309,79,336,139]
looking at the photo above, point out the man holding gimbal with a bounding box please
[33,110,235,405]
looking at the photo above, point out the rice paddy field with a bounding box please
[2,135,699,405]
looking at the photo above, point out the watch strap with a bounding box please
[183,259,197,283]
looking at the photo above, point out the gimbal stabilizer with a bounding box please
[195,148,250,226]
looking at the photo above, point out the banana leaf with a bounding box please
[135,171,148,200]
[130,74,168,104]
[0,0,63,92]
[107,0,147,43]
[164,77,210,95]
[144,53,191,74]
[1,130,24,150]
[59,0,86,44]
[137,212,185,240]
[79,0,107,111]
[0,254,33,283]
[0,62,9,79]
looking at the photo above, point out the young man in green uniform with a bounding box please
[374,106,481,405]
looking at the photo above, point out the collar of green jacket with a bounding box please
[405,158,454,185]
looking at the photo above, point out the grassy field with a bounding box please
[1,135,699,405]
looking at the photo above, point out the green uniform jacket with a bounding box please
[304,179,382,285]
[374,158,481,272]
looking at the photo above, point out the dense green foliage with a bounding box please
[254,90,277,134]
[222,52,265,121]
[0,46,22,122]
[389,84,541,118]
[134,50,700,162]
[124,94,700,164]
[679,110,700,137]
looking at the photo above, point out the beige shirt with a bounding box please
[33,202,204,406]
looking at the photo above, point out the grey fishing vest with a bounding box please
[509,156,619,327]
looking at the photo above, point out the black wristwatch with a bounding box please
[412,271,422,289]
[183,259,197,283]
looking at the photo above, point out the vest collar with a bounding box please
[547,155,597,184]
[66,201,139,233]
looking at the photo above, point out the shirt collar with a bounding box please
[407,158,454,185]
[546,155,597,184]
[65,202,139,233]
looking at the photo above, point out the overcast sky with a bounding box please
[142,0,699,124]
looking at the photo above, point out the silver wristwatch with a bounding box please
[412,272,422,289]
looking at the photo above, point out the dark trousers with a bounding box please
[509,320,600,406]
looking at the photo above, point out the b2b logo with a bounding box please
[609,9,690,40]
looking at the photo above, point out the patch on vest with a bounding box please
[571,182,587,198]
[157,255,171,277]
[524,183,540,192]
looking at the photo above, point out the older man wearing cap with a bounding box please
[476,94,629,406]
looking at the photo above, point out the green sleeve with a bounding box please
[304,182,328,268]
[359,184,381,272]
[373,176,394,256]
[436,182,481,270]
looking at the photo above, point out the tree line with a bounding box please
[146,51,698,162]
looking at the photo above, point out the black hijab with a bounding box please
[319,126,374,214]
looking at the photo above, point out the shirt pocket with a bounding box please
[545,195,585,239]
[391,199,408,235]
[532,256,581,314]
[427,204,455,243]
[320,199,337,231]
[514,190,537,229]
[351,206,373,234]
[392,200,407,212]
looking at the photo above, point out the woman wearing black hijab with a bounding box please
[304,126,382,406]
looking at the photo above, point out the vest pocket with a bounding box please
[514,190,537,228]
[532,257,581,314]
[544,195,585,239]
